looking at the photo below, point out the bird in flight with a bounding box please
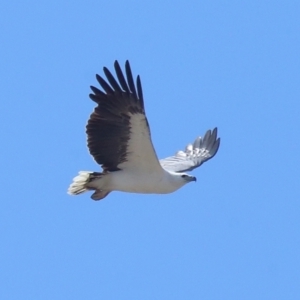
[68,61,220,200]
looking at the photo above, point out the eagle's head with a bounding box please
[167,172,197,191]
[180,173,197,183]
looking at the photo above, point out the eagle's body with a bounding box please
[84,169,186,195]
[68,61,220,200]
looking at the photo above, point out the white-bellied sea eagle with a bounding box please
[68,61,220,200]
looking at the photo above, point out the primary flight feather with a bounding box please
[68,61,220,200]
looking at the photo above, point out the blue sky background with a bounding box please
[1,1,300,299]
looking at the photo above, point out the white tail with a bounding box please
[67,171,93,195]
[68,171,110,200]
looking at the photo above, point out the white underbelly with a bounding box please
[107,170,179,194]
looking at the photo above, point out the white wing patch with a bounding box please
[118,113,164,174]
[160,128,220,173]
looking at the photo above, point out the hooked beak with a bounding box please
[187,176,197,182]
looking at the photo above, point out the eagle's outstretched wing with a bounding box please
[87,60,163,173]
[160,128,220,173]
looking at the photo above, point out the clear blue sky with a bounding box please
[1,1,300,299]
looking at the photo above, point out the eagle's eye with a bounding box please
[181,175,188,178]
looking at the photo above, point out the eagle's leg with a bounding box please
[91,190,111,200]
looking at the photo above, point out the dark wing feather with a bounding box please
[125,60,138,99]
[90,86,105,97]
[103,67,123,93]
[136,75,144,109]
[95,74,114,95]
[114,61,130,93]
[86,60,161,173]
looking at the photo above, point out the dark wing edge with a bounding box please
[160,128,220,173]
[86,60,147,171]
